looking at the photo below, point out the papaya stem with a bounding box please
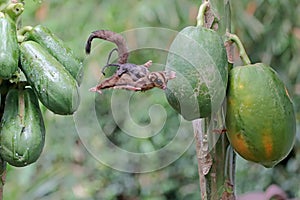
[17,35,25,43]
[18,25,33,36]
[17,26,33,43]
[196,1,210,27]
[226,32,251,65]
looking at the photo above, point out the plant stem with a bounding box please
[193,1,236,199]
[226,32,251,65]
[18,25,33,36]
[196,1,209,27]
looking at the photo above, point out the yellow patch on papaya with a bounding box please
[238,84,244,89]
[262,132,273,159]
[230,132,256,161]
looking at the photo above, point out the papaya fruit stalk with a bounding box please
[225,32,251,65]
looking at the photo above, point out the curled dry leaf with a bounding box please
[86,30,176,94]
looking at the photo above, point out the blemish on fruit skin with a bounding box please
[262,133,273,159]
[230,132,256,161]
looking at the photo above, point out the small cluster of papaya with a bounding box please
[165,2,296,168]
[0,2,82,167]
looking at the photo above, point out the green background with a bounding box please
[3,0,300,199]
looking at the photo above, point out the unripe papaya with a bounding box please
[165,26,228,120]
[20,41,80,115]
[226,63,296,168]
[24,25,83,84]
[0,12,19,79]
[0,88,45,167]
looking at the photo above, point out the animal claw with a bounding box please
[144,60,152,68]
[89,87,102,94]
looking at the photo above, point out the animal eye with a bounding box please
[155,79,163,86]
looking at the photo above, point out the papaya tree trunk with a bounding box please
[193,0,235,199]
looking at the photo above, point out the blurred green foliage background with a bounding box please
[3,0,300,199]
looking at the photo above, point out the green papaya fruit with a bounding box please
[226,63,296,168]
[24,25,83,84]
[0,88,45,167]
[20,40,80,115]
[0,12,19,79]
[165,26,228,120]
